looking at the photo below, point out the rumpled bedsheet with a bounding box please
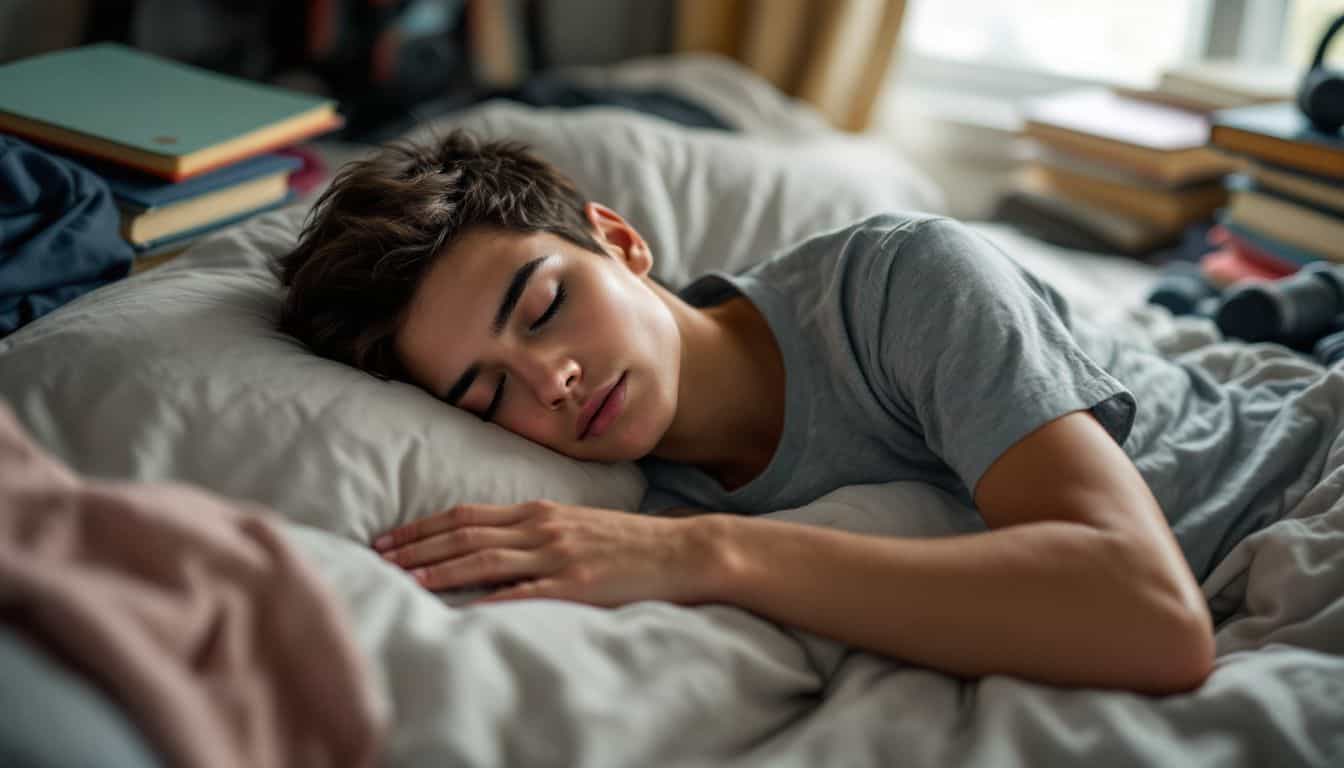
[0,402,383,768]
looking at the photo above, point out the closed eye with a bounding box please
[529,283,566,332]
[482,283,564,422]
[481,373,505,422]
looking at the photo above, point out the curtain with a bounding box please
[676,0,908,132]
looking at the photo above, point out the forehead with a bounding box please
[395,227,549,391]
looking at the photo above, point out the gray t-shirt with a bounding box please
[640,213,1304,583]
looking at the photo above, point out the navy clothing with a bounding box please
[0,135,132,336]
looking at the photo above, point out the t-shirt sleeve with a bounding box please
[866,218,1136,498]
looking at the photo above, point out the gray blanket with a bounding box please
[284,307,1344,767]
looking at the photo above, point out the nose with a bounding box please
[517,352,580,410]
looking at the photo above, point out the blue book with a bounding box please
[80,152,301,245]
[102,152,301,211]
[133,191,297,252]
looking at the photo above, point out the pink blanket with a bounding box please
[0,402,383,768]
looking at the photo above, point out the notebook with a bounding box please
[0,44,341,180]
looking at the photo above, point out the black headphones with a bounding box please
[1298,13,1344,134]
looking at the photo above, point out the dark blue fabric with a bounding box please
[0,135,132,336]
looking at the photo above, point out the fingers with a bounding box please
[373,503,535,550]
[412,548,552,592]
[380,525,546,570]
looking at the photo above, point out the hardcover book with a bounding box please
[95,153,302,244]
[1211,102,1344,180]
[1022,88,1241,185]
[0,44,341,180]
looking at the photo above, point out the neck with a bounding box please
[648,281,785,489]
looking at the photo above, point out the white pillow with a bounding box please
[0,208,645,542]
[402,102,946,288]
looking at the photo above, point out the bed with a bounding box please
[2,54,1342,767]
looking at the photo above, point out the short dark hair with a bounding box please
[274,129,605,381]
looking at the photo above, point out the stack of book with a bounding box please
[1197,102,1344,286]
[995,88,1241,257]
[0,43,342,271]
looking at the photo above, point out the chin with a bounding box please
[585,408,667,463]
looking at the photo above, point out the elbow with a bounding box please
[1106,536,1216,694]
[1137,580,1215,694]
[1161,557,1217,693]
[1160,611,1216,694]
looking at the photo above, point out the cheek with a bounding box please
[601,277,675,349]
[503,409,565,448]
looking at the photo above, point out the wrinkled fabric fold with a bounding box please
[0,401,383,768]
[0,135,133,335]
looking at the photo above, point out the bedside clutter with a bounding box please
[1148,261,1344,365]
[1204,102,1344,278]
[1156,101,1344,366]
[0,43,342,273]
[996,16,1344,269]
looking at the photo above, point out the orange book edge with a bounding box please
[0,107,342,181]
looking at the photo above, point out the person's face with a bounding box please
[395,203,681,463]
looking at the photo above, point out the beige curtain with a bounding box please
[676,0,908,132]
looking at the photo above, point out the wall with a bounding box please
[533,0,675,68]
[0,0,87,64]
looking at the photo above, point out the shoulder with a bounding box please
[810,214,1005,281]
[826,212,955,255]
[750,212,959,291]
[827,215,1012,304]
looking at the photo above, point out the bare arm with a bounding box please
[693,411,1215,694]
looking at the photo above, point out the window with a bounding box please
[903,0,1208,87]
[898,0,1344,95]
[1284,0,1344,67]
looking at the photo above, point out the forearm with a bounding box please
[691,513,1213,694]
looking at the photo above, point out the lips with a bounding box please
[576,372,626,440]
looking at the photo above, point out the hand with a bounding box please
[372,500,724,607]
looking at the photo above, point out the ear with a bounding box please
[584,202,653,277]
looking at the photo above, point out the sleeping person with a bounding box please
[274,130,1333,696]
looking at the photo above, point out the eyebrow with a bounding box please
[439,254,550,404]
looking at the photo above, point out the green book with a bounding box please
[0,43,340,180]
